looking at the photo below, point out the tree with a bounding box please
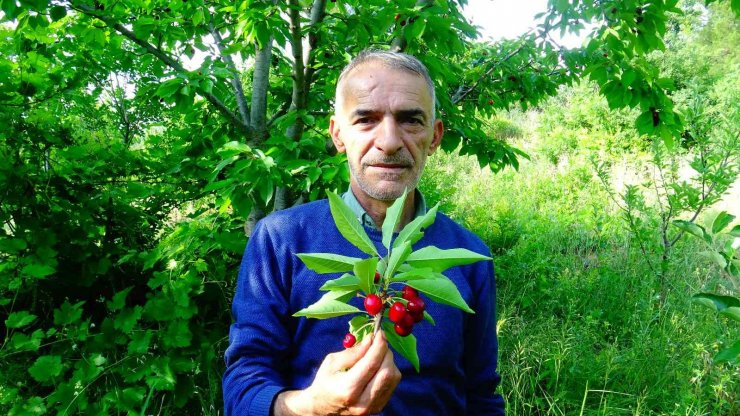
[1,0,738,413]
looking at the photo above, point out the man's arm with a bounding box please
[223,222,401,416]
[222,221,293,415]
[464,255,506,415]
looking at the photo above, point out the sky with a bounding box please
[463,0,589,48]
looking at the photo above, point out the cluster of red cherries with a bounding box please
[343,273,427,348]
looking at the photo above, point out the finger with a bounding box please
[361,348,401,414]
[346,330,389,386]
[322,332,375,373]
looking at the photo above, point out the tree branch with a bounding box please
[209,20,251,127]
[452,42,527,105]
[288,0,306,119]
[303,0,328,93]
[71,3,253,137]
[250,36,274,143]
[266,99,292,128]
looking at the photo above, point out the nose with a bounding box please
[375,115,404,154]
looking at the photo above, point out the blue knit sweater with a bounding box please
[223,199,505,415]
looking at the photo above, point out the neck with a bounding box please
[350,183,416,231]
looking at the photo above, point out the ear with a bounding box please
[428,119,444,155]
[329,116,346,153]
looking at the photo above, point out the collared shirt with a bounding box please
[341,188,427,230]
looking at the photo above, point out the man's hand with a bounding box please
[273,332,401,416]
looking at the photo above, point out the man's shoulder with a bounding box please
[256,199,330,233]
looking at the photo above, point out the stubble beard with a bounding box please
[349,156,426,202]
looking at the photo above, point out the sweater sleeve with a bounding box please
[464,254,506,415]
[222,221,293,416]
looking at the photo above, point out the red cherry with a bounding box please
[401,286,418,301]
[407,297,425,314]
[394,13,400,20]
[389,302,407,323]
[374,271,381,283]
[394,323,412,337]
[399,313,415,329]
[364,294,383,315]
[400,19,407,26]
[410,309,424,323]
[488,99,494,105]
[343,333,356,348]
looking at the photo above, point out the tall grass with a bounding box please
[419,110,739,415]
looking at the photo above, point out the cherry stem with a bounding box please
[373,313,382,334]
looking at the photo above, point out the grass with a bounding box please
[418,111,739,415]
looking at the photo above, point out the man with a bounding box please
[223,49,505,415]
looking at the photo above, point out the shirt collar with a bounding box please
[341,188,427,230]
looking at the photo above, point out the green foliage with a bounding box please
[420,123,739,415]
[1,0,738,412]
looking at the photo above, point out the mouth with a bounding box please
[368,164,410,173]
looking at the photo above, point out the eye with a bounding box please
[403,117,424,125]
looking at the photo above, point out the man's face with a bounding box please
[329,63,444,202]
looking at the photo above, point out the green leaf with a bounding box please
[9,330,44,352]
[672,220,711,243]
[349,315,372,344]
[349,315,370,333]
[422,310,436,326]
[114,306,143,334]
[699,250,728,269]
[296,253,362,274]
[386,241,412,279]
[394,203,438,249]
[107,286,133,311]
[6,311,37,329]
[319,273,361,291]
[635,111,655,134]
[712,211,735,234]
[692,293,740,311]
[50,5,67,21]
[156,78,183,98]
[405,246,491,272]
[382,188,409,249]
[327,191,378,256]
[719,307,740,323]
[391,267,437,282]
[293,294,362,319]
[382,321,419,372]
[0,238,27,252]
[128,330,154,355]
[29,355,62,382]
[622,69,637,87]
[729,225,740,238]
[53,300,85,325]
[408,17,426,40]
[354,257,379,295]
[322,288,358,303]
[406,276,474,313]
[21,263,55,278]
[714,340,740,364]
[164,320,192,348]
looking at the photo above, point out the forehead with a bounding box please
[337,63,432,115]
